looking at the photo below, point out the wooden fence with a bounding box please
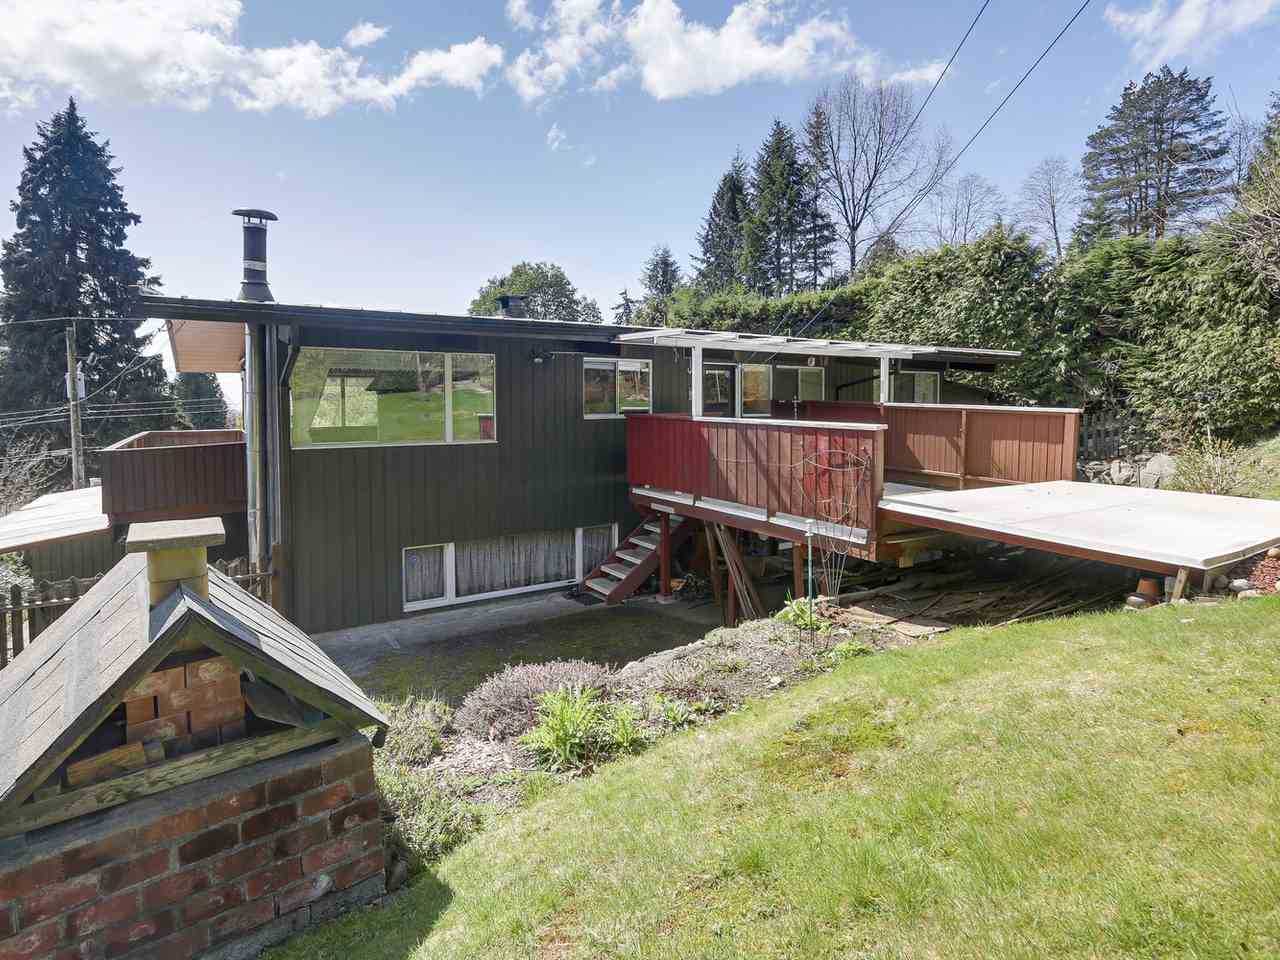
[0,558,271,671]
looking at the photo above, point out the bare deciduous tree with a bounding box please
[1223,148,1280,294]
[804,76,951,273]
[929,173,1005,247]
[0,435,60,517]
[1017,155,1080,258]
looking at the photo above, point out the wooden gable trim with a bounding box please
[0,586,183,813]
[0,719,350,839]
[180,617,386,740]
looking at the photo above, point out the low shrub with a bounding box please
[606,703,647,755]
[375,760,485,873]
[1170,437,1263,496]
[828,639,873,664]
[379,694,450,766]
[454,660,616,740]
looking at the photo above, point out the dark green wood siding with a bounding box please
[285,333,655,633]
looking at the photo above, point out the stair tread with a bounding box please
[643,517,683,533]
[616,548,650,564]
[585,577,616,596]
[602,563,633,580]
[630,534,660,550]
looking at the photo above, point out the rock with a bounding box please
[386,855,409,892]
[1229,578,1254,593]
[1268,547,1280,560]
[1138,453,1177,489]
[1213,575,1230,591]
[1238,589,1264,599]
[1125,595,1151,609]
[1109,460,1137,486]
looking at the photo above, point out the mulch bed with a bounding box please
[1227,552,1280,592]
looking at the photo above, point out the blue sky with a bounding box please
[0,0,1276,402]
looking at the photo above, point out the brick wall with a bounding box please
[0,736,384,960]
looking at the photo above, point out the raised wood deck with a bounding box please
[99,430,247,524]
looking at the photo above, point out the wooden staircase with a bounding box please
[582,513,693,604]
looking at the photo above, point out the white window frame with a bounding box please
[739,363,773,418]
[290,347,497,450]
[401,542,455,611]
[775,365,825,402]
[898,369,941,404]
[583,358,652,419]
[403,524,619,612]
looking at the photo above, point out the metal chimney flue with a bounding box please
[497,293,529,318]
[232,208,278,302]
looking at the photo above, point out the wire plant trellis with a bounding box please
[795,446,873,598]
[705,439,873,603]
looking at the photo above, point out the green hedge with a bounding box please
[660,230,1280,442]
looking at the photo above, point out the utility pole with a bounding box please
[64,321,85,489]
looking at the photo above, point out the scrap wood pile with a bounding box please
[811,550,1132,643]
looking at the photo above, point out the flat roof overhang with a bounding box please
[613,328,1023,366]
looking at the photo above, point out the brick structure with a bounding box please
[0,736,385,960]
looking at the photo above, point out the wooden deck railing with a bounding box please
[100,429,247,523]
[626,414,886,540]
[799,401,1081,488]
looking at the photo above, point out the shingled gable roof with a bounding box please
[0,558,387,812]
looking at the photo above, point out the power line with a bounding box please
[760,0,994,352]
[784,0,1095,347]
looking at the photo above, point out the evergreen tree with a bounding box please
[173,373,229,429]
[612,288,638,325]
[0,98,170,483]
[794,162,837,290]
[1071,194,1115,250]
[469,261,602,323]
[1081,66,1230,240]
[693,153,749,292]
[742,120,806,297]
[641,245,682,304]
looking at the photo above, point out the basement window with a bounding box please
[402,524,618,612]
[584,358,652,418]
[290,347,496,448]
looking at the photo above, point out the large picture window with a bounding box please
[584,358,651,418]
[290,347,496,448]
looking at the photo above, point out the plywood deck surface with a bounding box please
[879,480,1280,571]
[0,487,110,553]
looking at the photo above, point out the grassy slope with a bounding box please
[277,599,1280,960]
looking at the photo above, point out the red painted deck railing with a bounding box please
[100,430,247,524]
[799,401,1081,488]
[626,414,886,537]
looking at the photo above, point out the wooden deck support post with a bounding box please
[1170,567,1189,602]
[657,513,673,604]
[704,523,723,609]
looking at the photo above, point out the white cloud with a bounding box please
[622,0,862,100]
[890,61,946,86]
[582,152,597,167]
[506,0,617,102]
[591,62,632,92]
[506,0,539,30]
[0,1,504,116]
[984,77,1003,95]
[1104,0,1278,67]
[546,121,568,149]
[343,21,389,49]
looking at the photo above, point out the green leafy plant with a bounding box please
[828,639,874,664]
[776,596,832,634]
[607,704,648,755]
[521,688,607,772]
[649,693,694,730]
[1169,436,1262,496]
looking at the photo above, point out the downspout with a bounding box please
[245,323,265,567]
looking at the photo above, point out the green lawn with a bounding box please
[275,597,1280,959]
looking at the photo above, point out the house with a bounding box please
[0,517,388,960]
[133,210,1087,634]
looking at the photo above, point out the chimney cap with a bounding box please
[232,208,278,223]
[126,517,226,554]
[497,293,529,317]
